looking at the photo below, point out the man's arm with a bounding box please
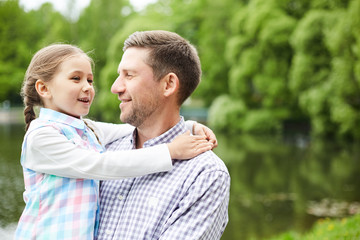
[160,170,230,240]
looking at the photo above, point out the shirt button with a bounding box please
[105,229,112,235]
[82,135,87,141]
[118,194,124,200]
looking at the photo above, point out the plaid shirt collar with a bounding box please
[129,116,186,148]
[39,108,86,130]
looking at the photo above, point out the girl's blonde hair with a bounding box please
[21,44,93,131]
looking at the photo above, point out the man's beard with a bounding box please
[121,98,159,127]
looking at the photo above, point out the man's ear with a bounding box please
[35,79,51,99]
[162,73,179,97]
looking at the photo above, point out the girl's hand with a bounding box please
[167,131,214,159]
[193,123,218,148]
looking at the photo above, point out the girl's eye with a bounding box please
[87,79,93,84]
[72,76,80,81]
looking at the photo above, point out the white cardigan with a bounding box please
[22,120,195,180]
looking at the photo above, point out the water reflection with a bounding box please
[215,133,360,239]
[0,125,25,230]
[0,125,359,239]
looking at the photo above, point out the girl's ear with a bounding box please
[162,73,179,97]
[35,79,51,99]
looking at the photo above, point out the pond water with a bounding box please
[0,124,359,239]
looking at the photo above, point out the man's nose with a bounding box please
[111,76,125,94]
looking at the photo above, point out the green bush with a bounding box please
[269,214,360,240]
[208,95,246,133]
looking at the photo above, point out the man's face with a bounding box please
[111,47,162,127]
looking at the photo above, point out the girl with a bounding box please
[15,44,216,239]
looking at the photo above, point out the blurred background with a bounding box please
[1,0,360,239]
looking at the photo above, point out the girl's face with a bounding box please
[42,55,95,118]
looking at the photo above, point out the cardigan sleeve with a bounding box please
[83,119,135,146]
[85,119,196,146]
[22,126,173,180]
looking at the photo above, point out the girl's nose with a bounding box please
[82,81,93,92]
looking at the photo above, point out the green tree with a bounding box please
[209,0,297,134]
[0,1,74,105]
[289,10,337,136]
[194,0,238,106]
[28,3,73,46]
[0,1,37,104]
[289,0,359,138]
[325,0,360,138]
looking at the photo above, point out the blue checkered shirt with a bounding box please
[97,117,230,240]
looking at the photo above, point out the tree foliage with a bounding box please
[0,0,35,103]
[0,0,72,105]
[1,0,359,139]
[289,0,360,138]
[210,0,297,134]
[209,0,359,139]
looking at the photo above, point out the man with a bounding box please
[97,30,230,240]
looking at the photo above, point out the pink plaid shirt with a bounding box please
[15,108,104,239]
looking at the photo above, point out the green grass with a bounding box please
[269,214,360,240]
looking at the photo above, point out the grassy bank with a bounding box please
[269,214,360,240]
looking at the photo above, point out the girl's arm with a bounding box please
[87,119,217,147]
[84,119,134,145]
[22,126,212,180]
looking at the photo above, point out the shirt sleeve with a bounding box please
[84,119,135,145]
[184,120,196,134]
[159,170,230,240]
[22,126,173,180]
